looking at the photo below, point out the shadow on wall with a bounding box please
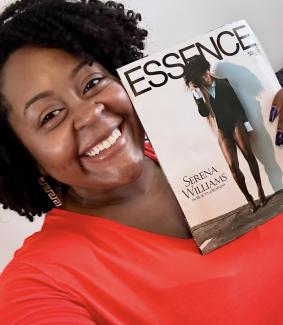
[215,62,283,191]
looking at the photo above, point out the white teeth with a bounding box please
[98,144,104,151]
[103,140,111,149]
[108,136,116,145]
[84,128,122,157]
[113,129,121,139]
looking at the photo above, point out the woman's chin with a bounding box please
[103,154,145,190]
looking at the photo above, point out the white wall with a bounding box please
[0,210,44,272]
[123,0,283,71]
[1,0,283,273]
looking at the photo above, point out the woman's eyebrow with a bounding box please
[24,90,53,115]
[70,58,90,78]
[24,59,91,115]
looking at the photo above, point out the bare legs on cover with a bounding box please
[218,122,266,212]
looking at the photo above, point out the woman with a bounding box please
[184,55,266,212]
[0,1,283,324]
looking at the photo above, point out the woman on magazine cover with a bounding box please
[184,55,266,212]
[0,1,283,324]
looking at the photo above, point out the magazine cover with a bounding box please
[117,20,283,254]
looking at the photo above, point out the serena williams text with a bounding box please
[182,167,227,201]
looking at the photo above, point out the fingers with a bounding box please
[275,129,283,146]
[276,111,283,145]
[189,81,198,92]
[188,81,195,92]
[270,88,283,145]
[269,106,278,122]
[271,88,283,110]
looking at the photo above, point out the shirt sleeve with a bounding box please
[193,96,210,117]
[192,88,203,100]
[0,263,96,325]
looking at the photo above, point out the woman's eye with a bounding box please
[40,109,62,126]
[83,78,102,94]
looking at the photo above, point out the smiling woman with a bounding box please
[1,0,283,324]
[0,0,149,219]
[5,48,145,197]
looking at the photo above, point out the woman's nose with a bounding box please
[73,100,104,130]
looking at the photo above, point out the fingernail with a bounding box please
[269,106,278,122]
[275,131,283,146]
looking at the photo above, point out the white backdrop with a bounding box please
[1,0,283,272]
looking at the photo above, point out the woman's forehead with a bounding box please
[2,47,108,109]
[4,47,82,75]
[1,48,74,107]
[3,47,108,84]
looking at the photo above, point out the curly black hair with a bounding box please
[0,0,148,220]
[183,54,211,87]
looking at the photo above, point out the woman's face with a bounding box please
[2,47,145,194]
[200,70,213,88]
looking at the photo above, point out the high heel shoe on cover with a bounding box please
[258,190,267,207]
[247,196,257,213]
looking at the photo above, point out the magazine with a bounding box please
[117,20,283,254]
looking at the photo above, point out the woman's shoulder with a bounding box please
[1,212,91,281]
[214,77,230,86]
[144,141,158,162]
[0,241,94,324]
[0,213,96,320]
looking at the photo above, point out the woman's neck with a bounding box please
[61,156,191,239]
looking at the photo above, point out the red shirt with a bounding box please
[1,145,283,324]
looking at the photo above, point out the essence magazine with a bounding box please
[118,21,283,254]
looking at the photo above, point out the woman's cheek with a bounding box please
[34,133,76,173]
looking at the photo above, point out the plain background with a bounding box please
[1,0,283,272]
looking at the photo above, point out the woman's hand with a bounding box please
[188,81,197,93]
[270,89,283,145]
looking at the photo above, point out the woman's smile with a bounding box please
[82,127,122,157]
[80,122,129,164]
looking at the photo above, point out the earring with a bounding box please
[38,177,63,207]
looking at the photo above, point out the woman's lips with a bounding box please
[80,124,126,163]
[83,128,121,157]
